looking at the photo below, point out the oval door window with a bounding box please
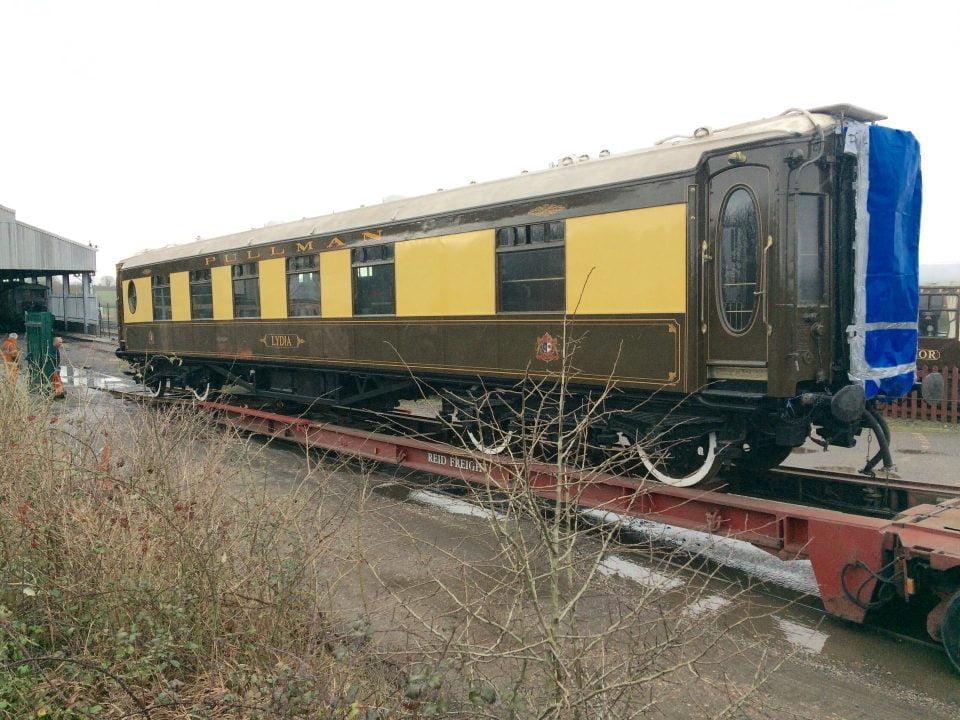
[718,187,760,333]
[127,280,137,314]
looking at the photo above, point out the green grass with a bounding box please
[93,287,117,309]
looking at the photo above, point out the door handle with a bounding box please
[700,241,711,332]
[760,235,773,323]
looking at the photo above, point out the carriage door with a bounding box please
[704,166,770,376]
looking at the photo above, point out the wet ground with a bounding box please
[45,335,960,717]
[785,421,960,486]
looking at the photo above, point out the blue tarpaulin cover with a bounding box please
[845,123,922,399]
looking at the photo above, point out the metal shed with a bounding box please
[0,204,99,333]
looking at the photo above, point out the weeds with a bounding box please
[0,381,389,718]
[0,336,783,719]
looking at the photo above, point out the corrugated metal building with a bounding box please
[1,204,99,332]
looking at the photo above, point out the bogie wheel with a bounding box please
[941,590,960,672]
[145,375,167,398]
[466,413,514,456]
[188,382,212,402]
[634,431,723,488]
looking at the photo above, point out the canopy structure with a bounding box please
[0,204,99,333]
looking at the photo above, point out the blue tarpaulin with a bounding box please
[845,123,922,399]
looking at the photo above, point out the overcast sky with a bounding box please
[1,0,956,278]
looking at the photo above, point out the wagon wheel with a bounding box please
[941,590,960,673]
[634,431,722,487]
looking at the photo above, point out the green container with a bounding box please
[24,311,56,391]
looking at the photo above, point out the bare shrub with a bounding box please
[353,326,784,718]
[0,381,395,718]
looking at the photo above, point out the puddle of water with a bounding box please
[61,366,133,391]
[597,555,684,592]
[409,489,505,521]
[372,481,415,503]
[581,509,819,596]
[774,615,829,654]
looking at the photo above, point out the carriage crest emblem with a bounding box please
[535,332,560,362]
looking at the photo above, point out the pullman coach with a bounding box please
[116,104,934,486]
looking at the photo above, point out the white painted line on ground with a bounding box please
[581,508,819,596]
[680,594,732,619]
[409,490,505,521]
[598,555,684,592]
[774,616,829,654]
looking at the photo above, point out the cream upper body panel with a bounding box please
[118,111,838,271]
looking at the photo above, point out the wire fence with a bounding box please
[98,305,118,339]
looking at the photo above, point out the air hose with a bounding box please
[860,404,894,475]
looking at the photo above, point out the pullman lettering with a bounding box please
[196,228,382,269]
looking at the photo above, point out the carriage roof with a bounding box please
[119,108,856,270]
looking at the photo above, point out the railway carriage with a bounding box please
[919,284,960,368]
[116,104,928,486]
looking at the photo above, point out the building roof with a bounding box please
[0,204,96,274]
[119,107,849,270]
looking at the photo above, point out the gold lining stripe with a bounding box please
[131,348,681,385]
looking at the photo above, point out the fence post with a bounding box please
[952,366,959,424]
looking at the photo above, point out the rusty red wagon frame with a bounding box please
[200,399,960,671]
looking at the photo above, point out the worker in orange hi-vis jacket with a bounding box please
[2,332,21,383]
[51,336,65,398]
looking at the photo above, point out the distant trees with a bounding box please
[96,274,115,288]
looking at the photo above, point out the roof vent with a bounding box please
[550,154,592,168]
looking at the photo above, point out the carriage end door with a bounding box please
[704,166,771,375]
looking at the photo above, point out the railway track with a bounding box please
[101,384,960,672]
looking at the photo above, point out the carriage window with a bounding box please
[920,292,959,339]
[797,194,825,305]
[352,245,395,315]
[127,280,137,314]
[496,221,565,312]
[189,269,213,319]
[232,263,260,318]
[718,187,760,333]
[287,254,320,317]
[151,274,172,320]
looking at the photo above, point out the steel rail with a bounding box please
[767,465,960,501]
